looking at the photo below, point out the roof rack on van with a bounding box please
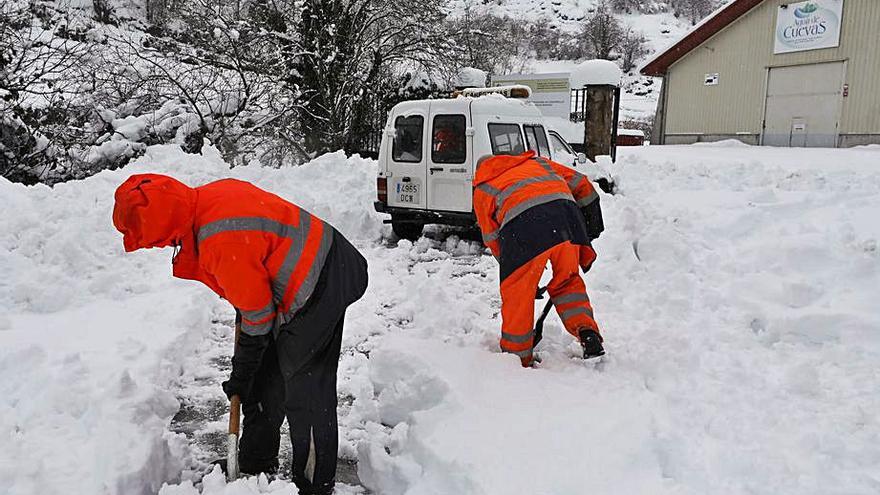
[456,85,532,99]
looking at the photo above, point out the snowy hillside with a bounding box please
[447,0,719,123]
[2,142,879,495]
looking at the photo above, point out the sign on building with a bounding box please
[774,0,844,54]
[490,73,571,119]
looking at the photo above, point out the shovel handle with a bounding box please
[229,314,242,435]
[227,314,243,481]
[228,395,241,434]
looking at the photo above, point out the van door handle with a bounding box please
[429,167,444,175]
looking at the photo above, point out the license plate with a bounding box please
[395,179,421,204]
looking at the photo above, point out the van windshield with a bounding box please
[488,123,525,155]
[393,115,424,163]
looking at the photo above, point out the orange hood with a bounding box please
[112,174,197,252]
[474,151,536,185]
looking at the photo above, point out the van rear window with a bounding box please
[393,115,423,163]
[524,125,550,158]
[488,124,525,155]
[432,115,466,164]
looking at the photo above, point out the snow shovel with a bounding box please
[533,287,553,347]
[226,317,242,481]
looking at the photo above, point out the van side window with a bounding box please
[488,123,525,155]
[393,115,424,163]
[548,132,572,155]
[524,125,551,158]
[432,115,466,164]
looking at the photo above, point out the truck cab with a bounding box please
[374,87,588,240]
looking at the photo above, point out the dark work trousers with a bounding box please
[238,229,368,495]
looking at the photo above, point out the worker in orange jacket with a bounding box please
[473,151,604,367]
[113,174,368,494]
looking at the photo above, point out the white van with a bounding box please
[374,87,592,240]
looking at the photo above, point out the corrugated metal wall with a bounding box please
[662,0,880,145]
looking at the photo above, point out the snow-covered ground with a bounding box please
[2,142,879,495]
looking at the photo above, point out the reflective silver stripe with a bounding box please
[561,306,594,321]
[241,318,273,336]
[197,217,290,245]
[273,213,311,302]
[287,223,334,315]
[505,348,533,359]
[577,189,599,207]
[496,175,561,213]
[500,192,575,228]
[552,292,590,306]
[568,174,587,191]
[483,229,499,243]
[532,156,556,174]
[196,213,330,321]
[240,301,275,324]
[476,183,502,196]
[501,330,534,344]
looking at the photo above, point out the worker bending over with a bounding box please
[473,151,604,367]
[113,174,368,494]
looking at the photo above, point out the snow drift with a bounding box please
[2,142,879,495]
[0,145,382,495]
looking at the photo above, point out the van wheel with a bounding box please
[391,218,424,241]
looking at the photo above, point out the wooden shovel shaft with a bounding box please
[227,315,242,481]
[228,395,241,434]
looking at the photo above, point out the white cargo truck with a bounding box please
[373,86,592,240]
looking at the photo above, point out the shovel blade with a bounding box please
[226,433,239,481]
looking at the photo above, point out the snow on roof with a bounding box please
[619,128,646,137]
[569,59,623,88]
[456,67,487,88]
[640,0,757,76]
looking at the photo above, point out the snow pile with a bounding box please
[348,145,880,495]
[4,142,880,495]
[0,144,381,495]
[456,67,488,88]
[570,59,623,87]
[619,128,645,137]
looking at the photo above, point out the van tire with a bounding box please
[391,218,424,241]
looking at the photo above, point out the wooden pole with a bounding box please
[226,316,242,481]
[583,85,615,162]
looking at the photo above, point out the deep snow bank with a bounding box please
[0,145,382,495]
[351,145,880,495]
[4,142,880,495]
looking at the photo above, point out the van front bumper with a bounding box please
[374,201,477,226]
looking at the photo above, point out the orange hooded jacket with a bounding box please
[112,174,333,336]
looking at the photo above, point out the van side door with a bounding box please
[386,106,429,211]
[426,101,472,213]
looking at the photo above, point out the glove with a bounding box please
[222,376,250,401]
[221,329,271,402]
[579,245,597,273]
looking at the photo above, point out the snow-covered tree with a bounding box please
[580,1,625,60]
[292,0,455,155]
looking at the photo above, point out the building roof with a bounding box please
[640,0,765,77]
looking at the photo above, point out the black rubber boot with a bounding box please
[578,328,605,359]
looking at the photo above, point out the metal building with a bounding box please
[642,0,880,147]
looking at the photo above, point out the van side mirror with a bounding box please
[576,152,587,165]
